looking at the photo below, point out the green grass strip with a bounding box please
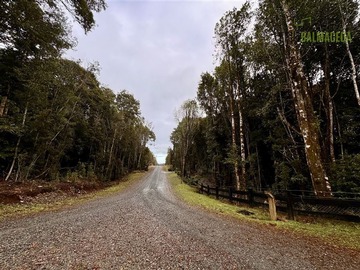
[167,170,360,251]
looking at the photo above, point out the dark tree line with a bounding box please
[167,0,360,196]
[0,0,156,182]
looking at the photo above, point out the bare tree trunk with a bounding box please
[127,154,131,169]
[25,97,80,180]
[281,0,332,197]
[334,104,344,159]
[137,143,146,169]
[225,52,241,190]
[0,96,8,117]
[340,6,360,106]
[181,155,186,178]
[229,92,240,190]
[256,144,262,191]
[345,40,360,106]
[137,151,142,169]
[5,103,28,181]
[0,85,10,117]
[213,159,217,185]
[106,128,117,178]
[5,137,21,181]
[323,45,335,163]
[238,107,247,190]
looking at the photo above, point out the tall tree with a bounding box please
[172,100,200,177]
[278,0,332,196]
[214,3,252,190]
[171,0,360,195]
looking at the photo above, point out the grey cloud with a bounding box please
[66,0,241,163]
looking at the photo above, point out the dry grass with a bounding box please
[0,171,147,221]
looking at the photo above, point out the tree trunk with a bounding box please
[345,39,360,106]
[281,0,332,197]
[238,107,247,190]
[106,128,117,179]
[0,85,10,117]
[137,151,142,169]
[25,97,80,180]
[340,8,360,106]
[5,103,28,181]
[133,145,138,170]
[181,155,186,178]
[323,45,335,164]
[0,96,8,117]
[256,144,262,191]
[225,52,241,190]
[229,91,241,190]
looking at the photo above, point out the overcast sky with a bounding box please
[65,0,243,164]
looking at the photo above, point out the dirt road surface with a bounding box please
[1,166,359,269]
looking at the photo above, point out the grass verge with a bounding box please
[0,171,147,221]
[167,171,360,251]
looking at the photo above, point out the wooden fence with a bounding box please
[198,184,360,221]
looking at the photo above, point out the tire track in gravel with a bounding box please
[0,166,359,269]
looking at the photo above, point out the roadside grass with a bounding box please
[167,171,360,251]
[0,171,147,221]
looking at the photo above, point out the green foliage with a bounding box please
[0,0,72,56]
[330,155,360,193]
[170,99,200,177]
[167,0,360,194]
[0,1,157,183]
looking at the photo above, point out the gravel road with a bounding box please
[1,166,359,269]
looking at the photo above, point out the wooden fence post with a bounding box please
[216,186,219,199]
[265,191,277,221]
[248,188,254,206]
[229,187,233,202]
[287,190,295,220]
[207,185,210,195]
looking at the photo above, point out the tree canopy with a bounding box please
[0,0,156,182]
[167,0,360,196]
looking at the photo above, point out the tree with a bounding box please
[197,72,232,185]
[279,0,332,196]
[172,0,360,195]
[172,100,200,177]
[214,3,252,190]
[0,0,159,184]
[0,0,106,123]
[0,0,106,47]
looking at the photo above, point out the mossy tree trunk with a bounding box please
[280,0,332,197]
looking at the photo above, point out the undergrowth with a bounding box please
[0,171,146,221]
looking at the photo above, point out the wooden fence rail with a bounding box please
[198,184,360,221]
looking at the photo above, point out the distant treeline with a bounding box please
[0,0,156,182]
[166,0,360,196]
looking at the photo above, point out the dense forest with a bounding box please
[0,0,156,182]
[166,0,360,196]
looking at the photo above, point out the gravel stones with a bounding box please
[1,166,359,269]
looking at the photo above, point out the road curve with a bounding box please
[0,166,359,269]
